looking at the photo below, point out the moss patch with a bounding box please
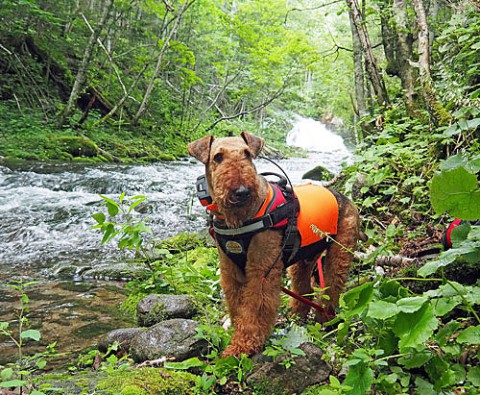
[96,367,196,395]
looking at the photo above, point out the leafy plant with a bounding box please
[92,193,152,257]
[0,280,59,395]
[263,324,309,368]
[308,154,480,394]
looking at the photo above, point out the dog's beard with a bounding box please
[215,191,260,228]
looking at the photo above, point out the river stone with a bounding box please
[137,294,197,327]
[247,343,331,394]
[97,328,145,353]
[302,165,334,181]
[129,318,208,363]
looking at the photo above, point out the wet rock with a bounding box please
[137,294,197,327]
[97,328,145,353]
[302,165,334,182]
[247,343,331,395]
[129,318,208,363]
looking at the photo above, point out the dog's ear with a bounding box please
[241,131,264,158]
[188,135,214,164]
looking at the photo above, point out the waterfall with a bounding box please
[286,116,350,154]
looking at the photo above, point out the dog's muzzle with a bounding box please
[228,186,251,206]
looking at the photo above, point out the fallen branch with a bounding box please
[354,252,417,266]
[136,356,175,368]
[358,252,444,268]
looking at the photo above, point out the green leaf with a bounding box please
[367,300,399,320]
[457,325,480,345]
[425,356,457,390]
[0,379,27,387]
[414,376,436,395]
[20,329,41,341]
[393,303,438,351]
[106,202,119,217]
[164,357,205,370]
[396,296,428,313]
[0,367,13,381]
[281,325,309,351]
[340,281,374,317]
[398,348,432,368]
[450,223,471,245]
[440,153,480,173]
[429,167,480,220]
[418,243,477,277]
[99,194,120,216]
[343,363,374,395]
[431,296,462,316]
[128,195,147,213]
[36,358,47,369]
[467,366,480,387]
[92,212,106,224]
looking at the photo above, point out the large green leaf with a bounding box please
[467,366,480,387]
[343,363,374,395]
[418,243,477,277]
[396,296,429,313]
[457,325,480,345]
[393,303,438,351]
[340,281,374,317]
[430,167,480,220]
[366,300,399,320]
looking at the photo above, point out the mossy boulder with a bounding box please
[56,136,99,157]
[247,343,331,395]
[137,294,198,327]
[129,318,208,363]
[37,367,196,395]
[302,165,334,181]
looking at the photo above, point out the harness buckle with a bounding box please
[262,214,274,228]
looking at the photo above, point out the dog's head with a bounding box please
[188,132,266,226]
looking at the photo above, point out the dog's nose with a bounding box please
[234,186,251,202]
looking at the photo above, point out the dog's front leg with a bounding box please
[222,231,283,357]
[219,253,246,322]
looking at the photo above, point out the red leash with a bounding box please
[279,254,327,314]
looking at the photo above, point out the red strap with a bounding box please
[317,254,326,290]
[446,218,462,248]
[280,286,326,315]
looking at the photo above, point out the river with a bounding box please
[0,117,351,364]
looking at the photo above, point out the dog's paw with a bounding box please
[222,344,252,358]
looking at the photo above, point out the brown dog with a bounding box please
[188,132,359,357]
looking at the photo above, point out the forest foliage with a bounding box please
[1,0,480,394]
[0,0,352,161]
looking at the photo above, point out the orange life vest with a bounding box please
[210,176,339,270]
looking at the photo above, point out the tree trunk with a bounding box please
[411,0,450,126]
[393,0,416,111]
[132,0,192,125]
[348,9,367,117]
[59,0,114,126]
[346,0,389,108]
[348,7,367,143]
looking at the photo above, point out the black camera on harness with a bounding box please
[196,174,212,206]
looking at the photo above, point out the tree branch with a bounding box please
[284,0,344,24]
[205,84,286,131]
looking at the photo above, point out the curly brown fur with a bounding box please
[188,132,360,357]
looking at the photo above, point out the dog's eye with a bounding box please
[244,149,251,159]
[213,153,223,164]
